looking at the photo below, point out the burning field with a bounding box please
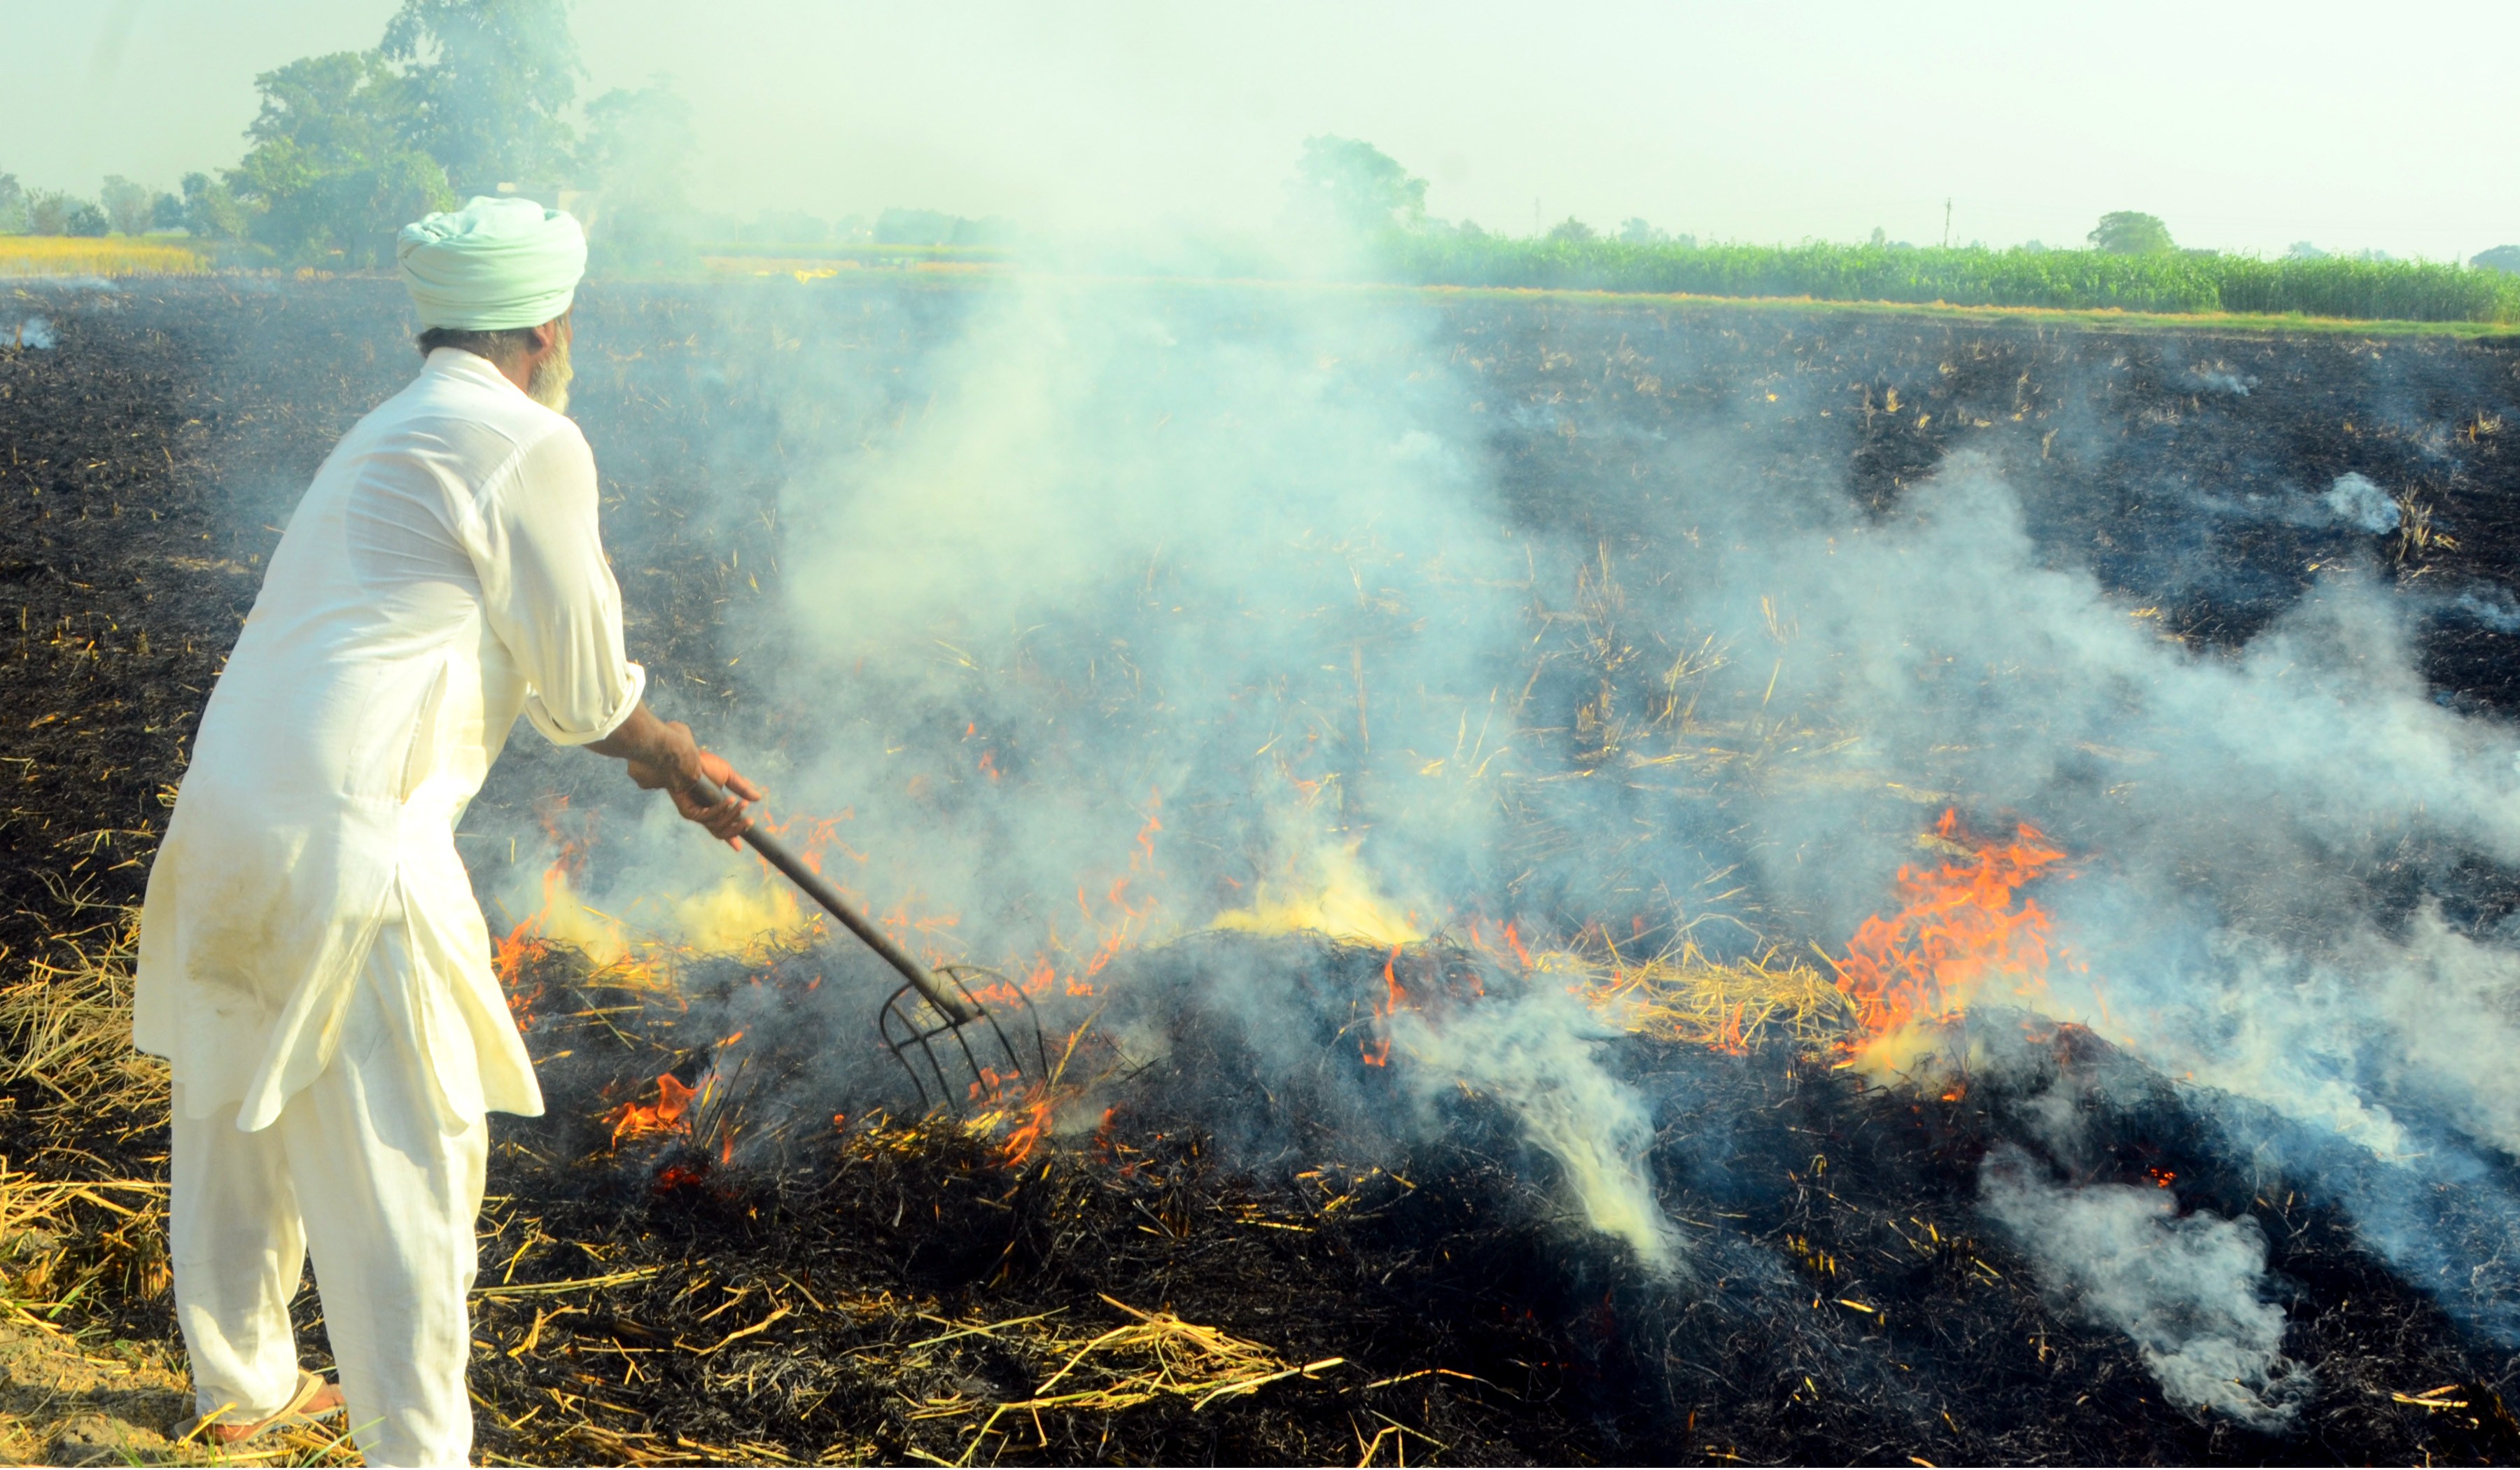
[6,274,2520,1464]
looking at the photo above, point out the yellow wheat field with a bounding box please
[0,235,208,277]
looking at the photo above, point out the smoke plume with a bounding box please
[1390,989,1682,1273]
[491,263,2520,1391]
[1980,1145,2311,1427]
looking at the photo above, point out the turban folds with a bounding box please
[396,197,587,330]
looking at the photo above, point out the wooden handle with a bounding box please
[688,775,977,1025]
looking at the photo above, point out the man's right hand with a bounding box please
[587,703,762,845]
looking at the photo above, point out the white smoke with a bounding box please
[1388,990,1683,1273]
[2065,906,2520,1166]
[1591,428,2520,1338]
[516,262,2520,1330]
[2185,365,2255,397]
[2452,588,2520,633]
[2324,471,2400,533]
[531,267,1697,1266]
[1980,1146,2311,1427]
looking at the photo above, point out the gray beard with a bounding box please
[527,337,573,414]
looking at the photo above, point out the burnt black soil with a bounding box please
[452,936,2520,1466]
[6,278,2520,1464]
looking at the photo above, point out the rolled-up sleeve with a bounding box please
[473,424,646,745]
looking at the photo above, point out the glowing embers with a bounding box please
[1831,807,2074,1078]
[962,998,1109,1167]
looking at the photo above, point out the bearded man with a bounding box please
[134,197,760,1465]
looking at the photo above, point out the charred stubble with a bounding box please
[2,279,2519,1464]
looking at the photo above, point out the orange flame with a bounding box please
[508,779,1167,1170]
[1833,808,2071,1073]
[608,1073,696,1146]
[966,1065,1054,1166]
[1360,944,1406,1065]
[1465,918,1532,971]
[1007,788,1166,1002]
[493,797,598,1023]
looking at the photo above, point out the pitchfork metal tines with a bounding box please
[684,776,1049,1116]
[874,964,1050,1115]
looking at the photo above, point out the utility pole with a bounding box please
[1943,197,1952,249]
[1534,197,1541,237]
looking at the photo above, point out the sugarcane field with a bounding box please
[8,4,2520,1468]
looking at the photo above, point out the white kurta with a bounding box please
[135,347,645,1132]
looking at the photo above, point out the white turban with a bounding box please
[396,196,587,330]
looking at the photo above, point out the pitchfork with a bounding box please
[687,775,1048,1115]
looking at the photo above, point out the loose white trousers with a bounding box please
[172,919,487,1467]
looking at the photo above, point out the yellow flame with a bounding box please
[1838,1017,1963,1085]
[1210,843,1424,948]
[673,872,805,953]
[529,866,807,962]
[534,869,630,966]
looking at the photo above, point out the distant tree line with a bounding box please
[1275,138,2520,323]
[10,55,2518,316]
[0,0,696,270]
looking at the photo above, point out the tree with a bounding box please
[870,207,1016,247]
[99,176,154,235]
[2088,211,2175,254]
[1618,217,1669,245]
[178,172,252,240]
[65,202,110,237]
[1284,136,1427,236]
[580,75,692,202]
[578,73,695,262]
[233,51,453,265]
[382,0,580,196]
[2285,241,2330,260]
[0,174,23,234]
[25,190,74,235]
[1546,216,1596,244]
[2473,246,2520,276]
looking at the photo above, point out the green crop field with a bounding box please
[1370,235,2520,325]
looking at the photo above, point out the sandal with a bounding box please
[175,1367,344,1445]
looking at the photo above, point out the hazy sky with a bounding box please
[6,0,2514,260]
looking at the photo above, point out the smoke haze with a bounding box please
[436,261,2520,1423]
[13,1,2520,258]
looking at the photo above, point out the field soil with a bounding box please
[4,276,2519,1464]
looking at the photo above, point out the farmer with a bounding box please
[133,197,759,1465]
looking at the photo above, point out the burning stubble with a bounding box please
[507,273,1703,1266]
[483,270,2520,1424]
